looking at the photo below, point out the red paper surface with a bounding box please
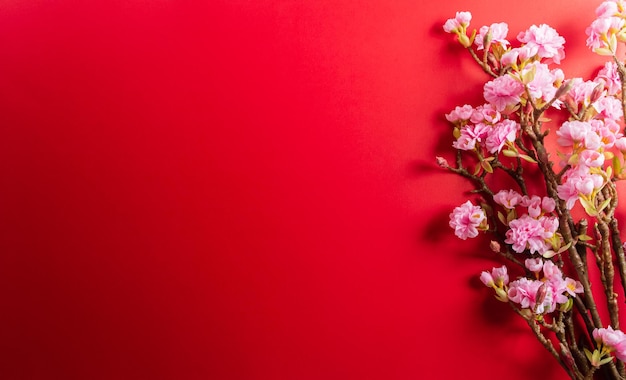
[0,0,613,379]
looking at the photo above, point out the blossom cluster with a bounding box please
[586,0,626,55]
[481,259,583,315]
[440,3,626,377]
[593,327,626,363]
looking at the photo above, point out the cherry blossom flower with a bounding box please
[470,104,501,124]
[594,95,623,120]
[443,11,472,33]
[474,23,510,50]
[578,149,605,168]
[445,104,474,123]
[595,61,622,95]
[480,265,509,288]
[522,62,558,102]
[480,271,494,287]
[593,326,626,361]
[449,201,486,240]
[505,214,555,254]
[556,120,594,147]
[557,166,605,209]
[452,123,491,150]
[508,278,555,313]
[485,119,520,153]
[596,1,620,18]
[566,79,600,108]
[483,75,525,112]
[525,258,544,273]
[493,189,523,209]
[517,24,566,63]
[586,16,624,55]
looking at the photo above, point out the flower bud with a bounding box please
[489,240,501,253]
[559,298,574,312]
[535,283,547,306]
[436,156,449,168]
[480,271,494,287]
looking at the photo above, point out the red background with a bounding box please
[0,0,612,379]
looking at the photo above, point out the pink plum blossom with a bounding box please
[521,195,543,218]
[563,277,584,297]
[480,266,509,288]
[525,258,544,273]
[470,104,501,124]
[508,278,555,313]
[485,119,520,153]
[493,189,523,209]
[556,120,593,147]
[501,45,537,67]
[542,197,556,213]
[449,201,486,240]
[596,1,620,18]
[446,104,474,123]
[480,271,494,287]
[542,260,563,281]
[593,327,626,361]
[475,23,509,50]
[443,11,472,33]
[557,166,605,209]
[491,266,509,287]
[483,75,525,112]
[586,16,624,54]
[595,61,622,95]
[505,214,555,254]
[517,24,566,63]
[594,95,623,121]
[453,123,491,150]
[522,62,558,102]
[567,79,603,107]
[578,149,605,168]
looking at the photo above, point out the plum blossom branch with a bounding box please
[438,3,626,379]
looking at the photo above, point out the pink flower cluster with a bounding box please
[586,1,626,55]
[517,24,566,64]
[449,200,487,240]
[593,326,626,361]
[555,72,626,209]
[480,265,509,288]
[492,190,560,255]
[446,103,520,153]
[443,12,473,47]
[480,260,583,315]
[443,11,471,34]
[474,22,509,50]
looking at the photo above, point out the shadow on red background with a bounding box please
[0,0,614,379]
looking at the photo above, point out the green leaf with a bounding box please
[481,160,493,173]
[542,250,557,259]
[502,149,518,158]
[599,356,614,365]
[557,241,572,253]
[473,162,481,175]
[497,211,507,226]
[579,197,597,217]
[519,154,537,163]
[506,210,517,223]
[578,234,593,242]
[613,155,622,176]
